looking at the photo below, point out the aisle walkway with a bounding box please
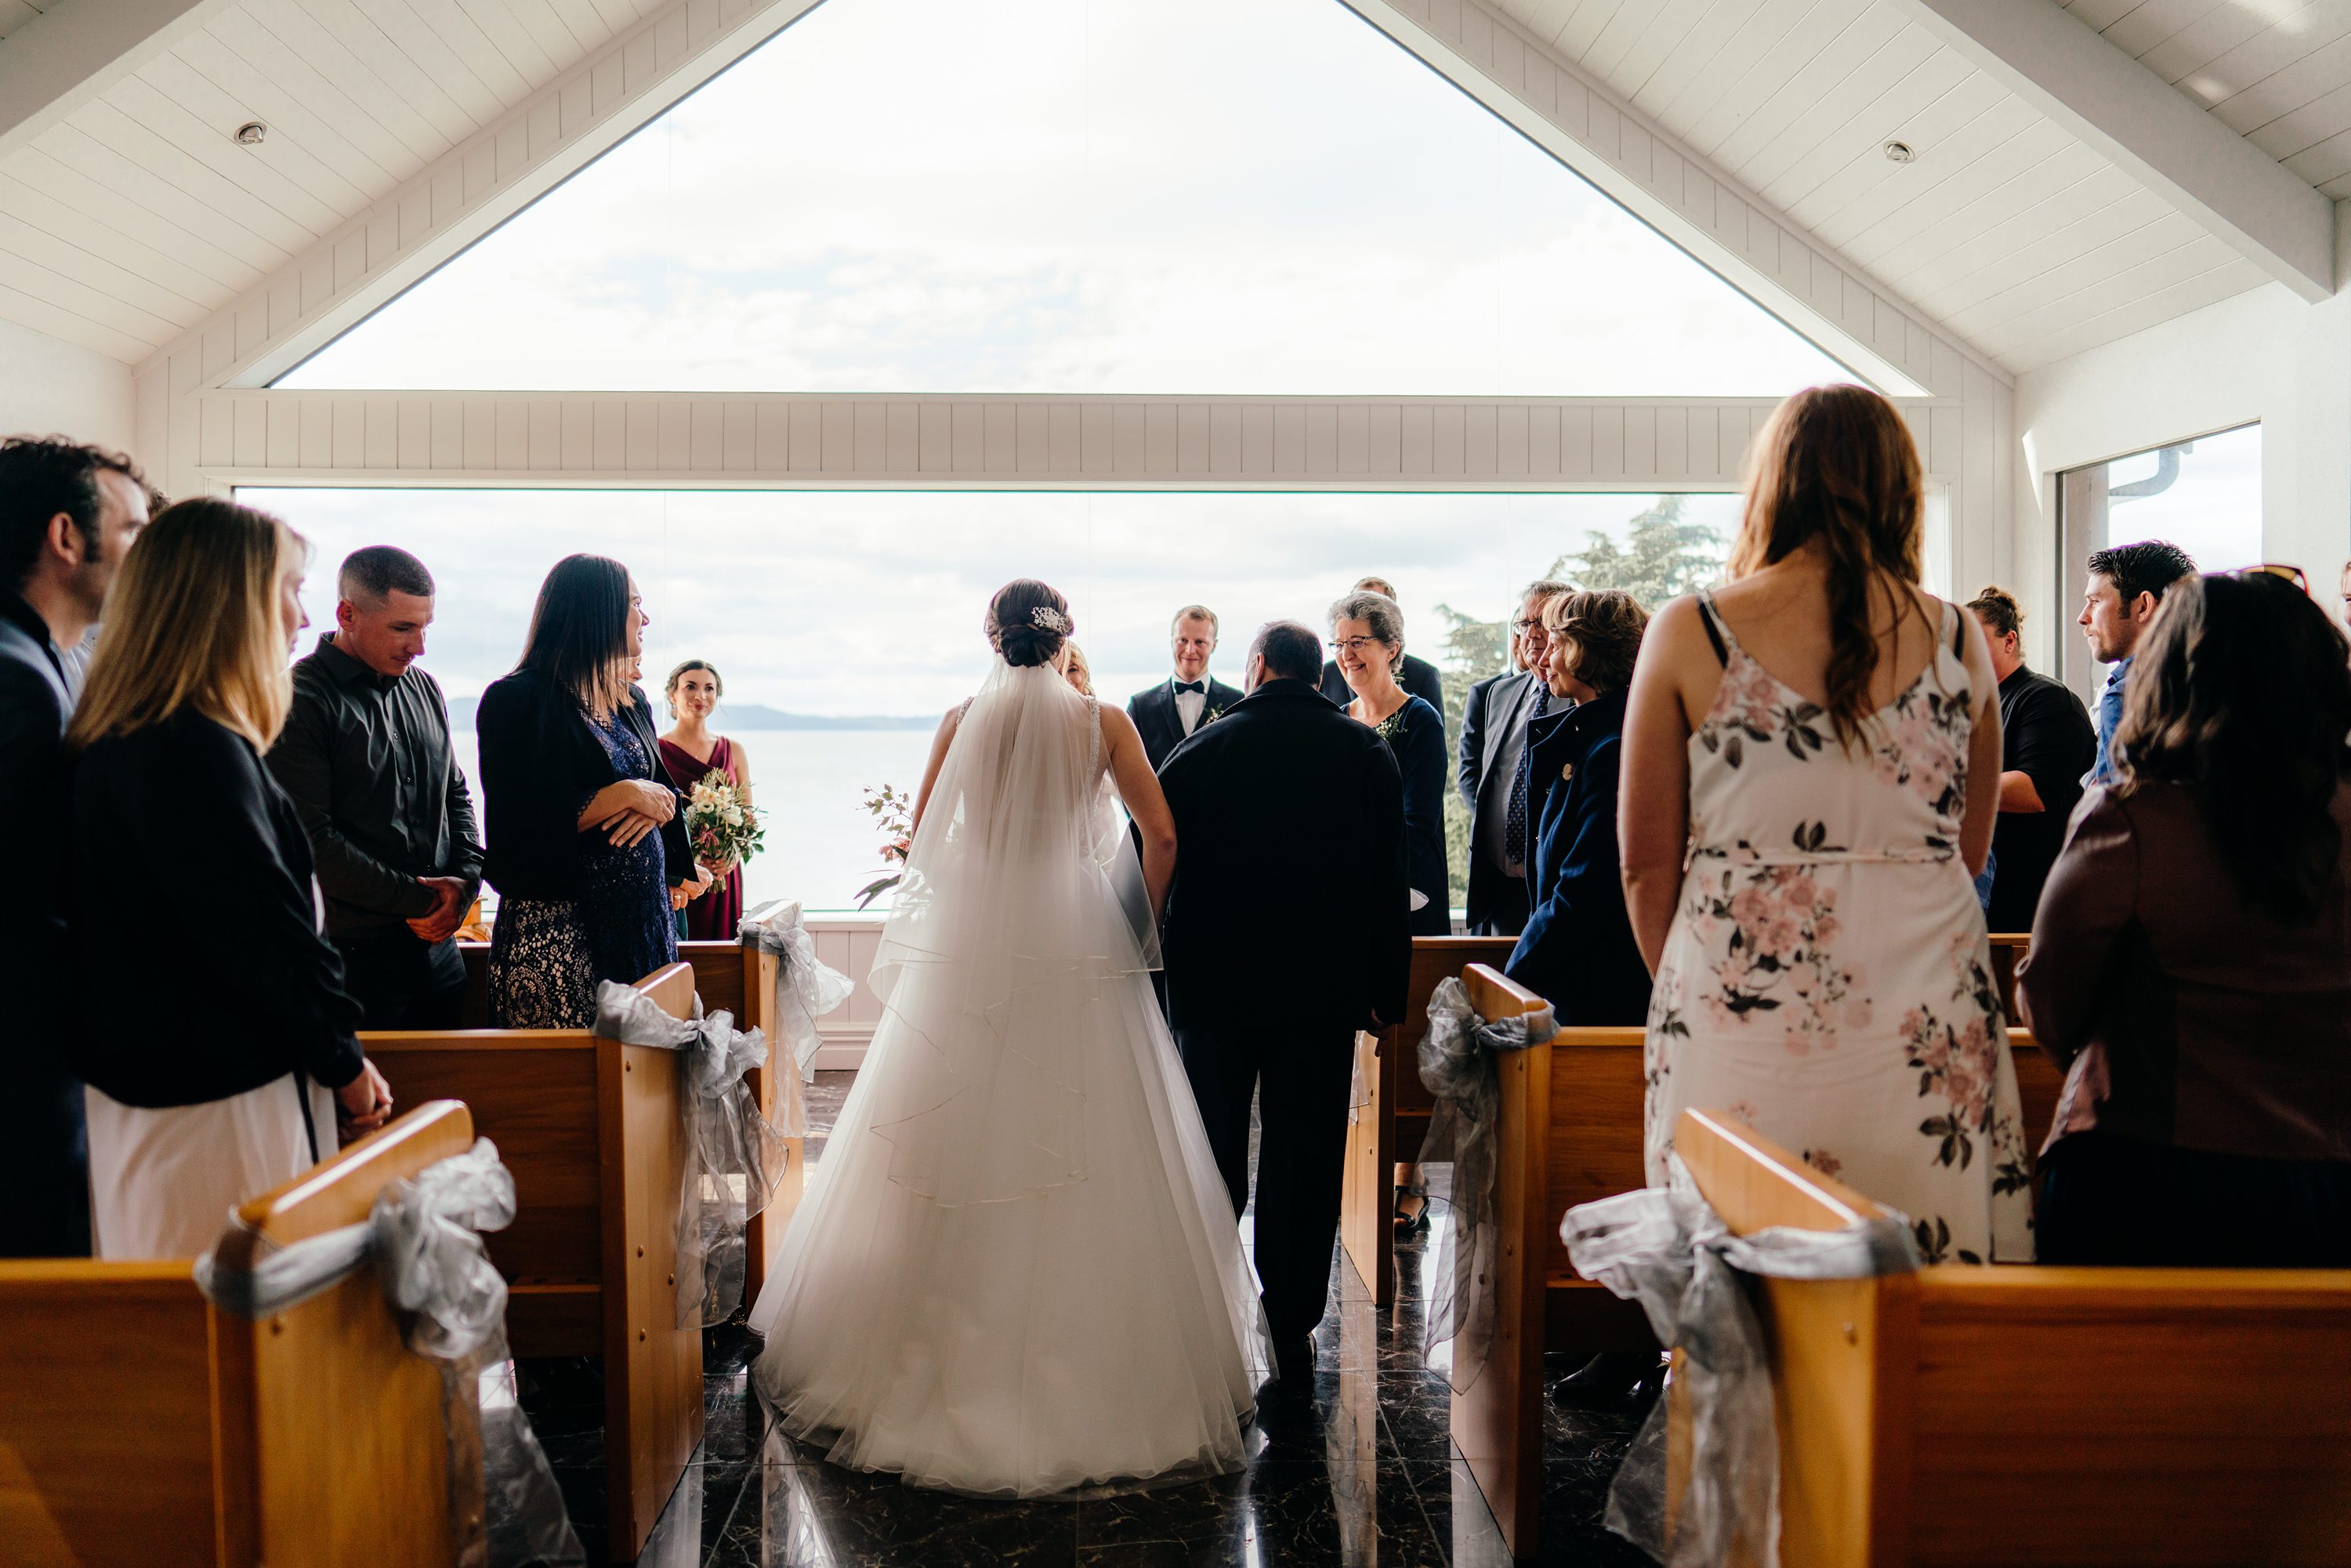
[521,1072,1650,1566]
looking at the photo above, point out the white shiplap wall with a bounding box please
[1484,0,2272,372]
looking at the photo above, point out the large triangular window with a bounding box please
[281,0,1849,395]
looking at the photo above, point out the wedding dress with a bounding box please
[748,658,1270,1497]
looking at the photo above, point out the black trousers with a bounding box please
[1466,871,1530,938]
[0,1066,89,1257]
[2038,1131,2351,1268]
[1175,1023,1356,1345]
[335,931,468,1031]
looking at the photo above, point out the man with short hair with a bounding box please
[0,436,152,1257]
[1158,620,1410,1382]
[269,546,482,1030]
[1969,588,2095,935]
[1458,578,1574,935]
[1318,576,1444,711]
[2078,539,2197,784]
[1128,604,1245,771]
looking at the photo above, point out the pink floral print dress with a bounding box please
[1646,592,2034,1263]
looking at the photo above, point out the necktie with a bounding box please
[1506,686,1552,867]
[1173,680,1205,694]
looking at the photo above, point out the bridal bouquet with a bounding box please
[686,770,763,873]
[855,782,913,909]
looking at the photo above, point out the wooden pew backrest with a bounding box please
[0,1101,476,1568]
[1679,1106,2351,1568]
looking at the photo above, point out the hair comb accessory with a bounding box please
[1031,606,1071,634]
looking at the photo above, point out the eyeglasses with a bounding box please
[1332,636,1390,656]
[2240,563,2309,589]
[1512,618,1545,634]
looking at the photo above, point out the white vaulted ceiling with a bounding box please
[2060,0,2351,197]
[0,0,668,361]
[1485,0,2310,371]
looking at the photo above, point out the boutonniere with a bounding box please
[1202,704,1226,726]
[1560,761,1576,784]
[1374,710,1405,742]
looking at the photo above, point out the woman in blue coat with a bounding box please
[1506,589,1652,1025]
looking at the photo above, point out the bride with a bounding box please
[748,578,1270,1497]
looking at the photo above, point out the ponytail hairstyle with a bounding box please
[1731,384,1925,750]
[2114,570,2351,925]
[985,578,1072,668]
[68,498,306,753]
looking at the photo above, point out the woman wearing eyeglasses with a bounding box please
[2019,569,2351,1266]
[1331,590,1451,936]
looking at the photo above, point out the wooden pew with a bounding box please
[458,937,806,1302]
[1338,935,1517,1305]
[365,964,701,1562]
[1454,968,2074,1561]
[0,1101,477,1568]
[1987,930,2029,1021]
[1676,1106,2351,1567]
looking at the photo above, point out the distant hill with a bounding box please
[445,696,934,732]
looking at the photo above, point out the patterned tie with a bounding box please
[1505,686,1552,867]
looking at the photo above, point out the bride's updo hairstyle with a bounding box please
[986,578,1074,668]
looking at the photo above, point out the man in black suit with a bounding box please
[1128,603,1245,771]
[1458,579,1573,935]
[1317,576,1443,711]
[1159,620,1411,1381]
[0,436,151,1258]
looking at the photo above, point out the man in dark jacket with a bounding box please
[1128,604,1245,770]
[1158,619,1411,1380]
[0,436,151,1257]
[1458,579,1572,935]
[270,546,484,1029]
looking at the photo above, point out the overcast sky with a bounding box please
[255,487,1744,712]
[283,0,1849,397]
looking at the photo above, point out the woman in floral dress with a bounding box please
[1620,385,2033,1263]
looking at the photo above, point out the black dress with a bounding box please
[478,675,681,1028]
[1372,693,1452,936]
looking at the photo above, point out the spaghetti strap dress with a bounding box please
[1644,591,2034,1263]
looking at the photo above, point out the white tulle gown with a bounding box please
[748,659,1270,1497]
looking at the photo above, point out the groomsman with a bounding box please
[1318,576,1444,711]
[1160,621,1410,1382]
[0,436,151,1258]
[1458,579,1572,935]
[1128,604,1245,771]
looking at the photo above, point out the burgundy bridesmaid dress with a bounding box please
[658,733,747,942]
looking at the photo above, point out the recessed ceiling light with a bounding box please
[1883,139,1916,163]
[234,121,266,146]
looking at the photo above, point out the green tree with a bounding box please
[1428,494,1730,911]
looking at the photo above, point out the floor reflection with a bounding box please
[522,1070,1649,1566]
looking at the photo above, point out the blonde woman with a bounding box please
[1620,384,2031,1265]
[1062,641,1096,697]
[67,498,393,1259]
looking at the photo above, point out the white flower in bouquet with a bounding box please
[685,770,763,872]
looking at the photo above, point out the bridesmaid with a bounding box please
[657,658,753,942]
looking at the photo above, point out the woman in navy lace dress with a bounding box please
[477,555,697,1027]
[1331,589,1451,935]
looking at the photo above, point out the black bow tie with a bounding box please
[1173,680,1205,695]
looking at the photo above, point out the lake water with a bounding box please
[451,728,939,916]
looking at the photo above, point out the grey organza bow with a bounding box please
[194,1139,584,1568]
[594,980,789,1326]
[739,899,856,1136]
[1562,1163,1920,1568]
[1416,975,1556,1392]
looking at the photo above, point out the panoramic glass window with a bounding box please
[2056,422,2262,693]
[278,0,1849,397]
[252,487,1740,910]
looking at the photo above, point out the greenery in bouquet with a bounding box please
[856,782,913,909]
[686,770,763,872]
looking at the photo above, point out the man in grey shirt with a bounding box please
[1458,579,1572,936]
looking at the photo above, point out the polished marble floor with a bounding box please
[519,1072,1651,1566]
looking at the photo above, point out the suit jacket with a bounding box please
[1503,689,1650,1026]
[1128,674,1245,773]
[1320,652,1442,713]
[1157,679,1411,1034]
[1459,669,1546,932]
